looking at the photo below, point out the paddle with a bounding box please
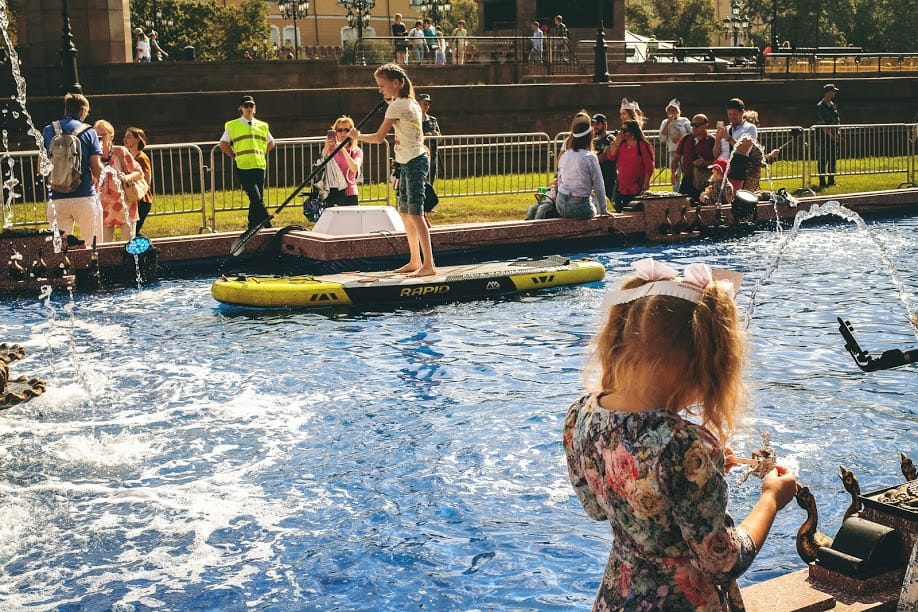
[230,99,387,257]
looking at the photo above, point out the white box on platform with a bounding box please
[312,206,405,235]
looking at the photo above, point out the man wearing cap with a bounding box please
[816,84,841,189]
[134,28,151,63]
[219,96,276,229]
[659,99,691,190]
[701,157,733,206]
[591,113,617,208]
[418,94,440,185]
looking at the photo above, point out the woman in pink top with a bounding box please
[322,115,363,207]
[607,120,655,212]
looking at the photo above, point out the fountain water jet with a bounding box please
[746,200,918,338]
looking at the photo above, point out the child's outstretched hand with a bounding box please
[762,465,799,511]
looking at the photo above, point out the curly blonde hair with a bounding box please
[585,275,747,443]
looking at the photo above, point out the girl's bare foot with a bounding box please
[394,263,420,274]
[406,267,436,278]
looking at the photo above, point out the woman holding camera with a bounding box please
[321,116,363,207]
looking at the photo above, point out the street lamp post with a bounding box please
[408,0,451,25]
[278,1,309,59]
[59,0,82,94]
[771,0,778,50]
[722,1,750,47]
[592,0,609,83]
[337,0,376,41]
[146,8,174,40]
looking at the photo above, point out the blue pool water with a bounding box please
[1,213,916,610]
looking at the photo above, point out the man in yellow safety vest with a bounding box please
[219,95,276,229]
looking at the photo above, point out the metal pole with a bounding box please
[592,0,609,83]
[293,10,298,59]
[59,0,82,94]
[772,0,778,49]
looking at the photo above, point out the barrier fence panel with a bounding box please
[756,126,809,191]
[808,123,911,187]
[433,132,553,198]
[143,143,208,232]
[6,126,915,232]
[3,150,47,229]
[555,126,810,192]
[909,123,918,186]
[209,137,391,230]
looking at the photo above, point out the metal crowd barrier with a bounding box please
[431,132,554,197]
[208,136,391,229]
[143,143,209,232]
[3,125,916,231]
[2,150,49,227]
[809,123,912,187]
[555,125,822,192]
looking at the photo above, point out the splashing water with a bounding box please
[1,127,19,228]
[746,200,918,337]
[0,0,52,176]
[0,0,60,249]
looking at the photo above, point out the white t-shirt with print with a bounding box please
[386,97,426,165]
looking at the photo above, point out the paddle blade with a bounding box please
[230,218,270,257]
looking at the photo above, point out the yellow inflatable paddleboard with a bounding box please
[211,256,605,308]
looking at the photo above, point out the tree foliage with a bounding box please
[625,0,714,46]
[626,0,916,52]
[206,0,270,61]
[431,0,480,36]
[128,0,269,61]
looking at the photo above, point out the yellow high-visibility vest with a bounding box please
[226,118,270,170]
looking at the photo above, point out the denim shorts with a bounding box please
[397,153,430,216]
[555,191,597,219]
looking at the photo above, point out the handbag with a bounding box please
[302,186,325,222]
[123,176,149,203]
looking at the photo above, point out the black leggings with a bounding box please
[325,188,358,207]
[136,200,152,234]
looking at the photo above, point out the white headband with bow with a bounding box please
[620,98,641,112]
[602,258,743,308]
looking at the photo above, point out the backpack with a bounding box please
[48,120,90,193]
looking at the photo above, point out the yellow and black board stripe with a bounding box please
[211,256,605,308]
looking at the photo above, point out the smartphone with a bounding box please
[327,129,336,140]
[716,121,724,129]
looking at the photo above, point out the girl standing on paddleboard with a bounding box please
[350,63,436,277]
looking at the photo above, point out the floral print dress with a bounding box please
[99,145,141,228]
[563,393,757,611]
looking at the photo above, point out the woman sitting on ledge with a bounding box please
[552,112,608,219]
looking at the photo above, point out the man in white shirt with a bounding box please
[715,97,757,160]
[529,21,543,63]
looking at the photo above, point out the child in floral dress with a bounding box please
[563,258,798,611]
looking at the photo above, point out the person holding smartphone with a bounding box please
[321,116,363,207]
[715,97,757,160]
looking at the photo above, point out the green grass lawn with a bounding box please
[9,160,915,239]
